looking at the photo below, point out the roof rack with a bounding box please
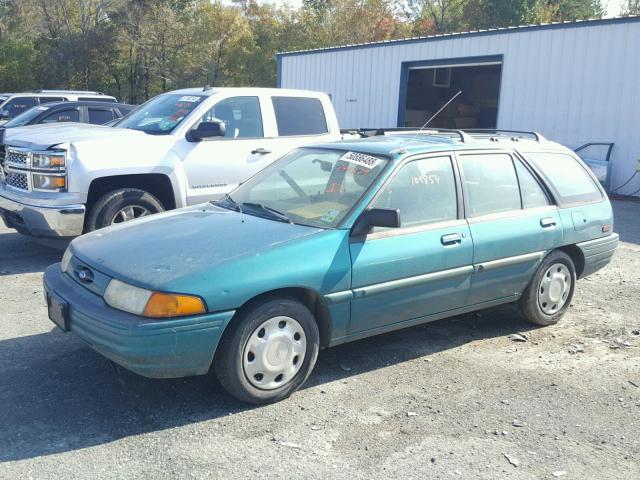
[461,129,545,142]
[32,89,106,95]
[342,127,473,143]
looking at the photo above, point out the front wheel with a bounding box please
[519,250,576,326]
[214,298,320,404]
[85,188,165,232]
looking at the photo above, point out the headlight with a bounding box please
[60,248,72,273]
[104,278,206,318]
[32,173,66,191]
[31,151,65,169]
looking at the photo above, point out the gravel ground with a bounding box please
[0,200,638,480]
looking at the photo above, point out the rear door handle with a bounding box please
[540,217,557,228]
[251,148,271,155]
[441,233,462,246]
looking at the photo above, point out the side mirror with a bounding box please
[0,110,10,120]
[187,121,225,142]
[351,208,401,236]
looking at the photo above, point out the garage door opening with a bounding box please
[400,61,502,129]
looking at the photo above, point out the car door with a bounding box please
[180,95,280,205]
[457,151,562,305]
[348,154,474,334]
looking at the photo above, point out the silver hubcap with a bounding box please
[111,205,150,224]
[243,316,306,390]
[538,263,572,315]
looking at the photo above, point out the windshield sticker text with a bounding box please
[178,96,202,103]
[339,151,381,170]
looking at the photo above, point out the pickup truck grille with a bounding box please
[6,171,29,190]
[6,150,28,166]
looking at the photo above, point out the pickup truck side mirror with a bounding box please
[187,121,226,142]
[351,208,401,237]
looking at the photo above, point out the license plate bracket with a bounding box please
[47,292,69,332]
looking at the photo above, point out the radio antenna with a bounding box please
[418,90,463,132]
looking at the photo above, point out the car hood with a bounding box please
[70,204,325,291]
[4,123,148,150]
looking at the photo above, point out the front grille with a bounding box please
[6,171,28,190]
[6,150,28,166]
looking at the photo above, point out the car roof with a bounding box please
[37,100,134,108]
[168,87,329,98]
[310,133,569,160]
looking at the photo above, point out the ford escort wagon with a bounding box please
[43,130,618,404]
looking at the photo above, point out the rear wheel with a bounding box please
[214,297,320,404]
[519,250,576,326]
[85,188,164,232]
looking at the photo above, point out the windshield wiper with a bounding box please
[242,202,292,223]
[215,193,241,212]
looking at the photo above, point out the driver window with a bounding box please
[373,156,458,228]
[201,96,263,139]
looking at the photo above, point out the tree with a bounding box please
[624,0,640,14]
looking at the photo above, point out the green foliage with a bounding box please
[0,0,613,101]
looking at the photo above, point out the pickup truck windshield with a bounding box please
[115,93,206,135]
[3,106,50,127]
[220,147,388,228]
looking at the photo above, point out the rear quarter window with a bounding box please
[524,152,602,205]
[272,97,328,136]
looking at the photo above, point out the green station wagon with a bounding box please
[43,130,618,404]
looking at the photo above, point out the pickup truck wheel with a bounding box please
[86,188,165,232]
[519,250,576,326]
[214,298,320,405]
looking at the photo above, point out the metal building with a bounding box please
[277,16,640,196]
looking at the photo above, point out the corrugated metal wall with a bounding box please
[279,19,640,196]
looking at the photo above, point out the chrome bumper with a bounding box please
[0,192,85,238]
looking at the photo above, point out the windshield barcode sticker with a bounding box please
[178,96,202,103]
[339,151,381,169]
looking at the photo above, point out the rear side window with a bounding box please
[272,97,328,136]
[514,159,550,209]
[39,97,66,103]
[459,154,521,217]
[88,108,115,124]
[524,152,602,204]
[41,108,79,123]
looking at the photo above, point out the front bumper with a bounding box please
[43,264,236,378]
[0,189,85,238]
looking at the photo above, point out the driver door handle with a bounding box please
[540,217,557,228]
[441,233,462,246]
[251,148,271,155]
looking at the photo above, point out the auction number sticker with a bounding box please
[339,151,381,169]
[178,96,202,103]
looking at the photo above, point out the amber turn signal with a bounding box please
[143,292,206,318]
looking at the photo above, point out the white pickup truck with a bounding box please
[0,87,341,245]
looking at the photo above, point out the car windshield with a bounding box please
[3,105,50,127]
[114,93,206,135]
[218,147,388,228]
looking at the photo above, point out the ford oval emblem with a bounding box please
[76,266,94,284]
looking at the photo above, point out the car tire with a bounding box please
[519,250,576,326]
[214,297,320,405]
[85,188,165,232]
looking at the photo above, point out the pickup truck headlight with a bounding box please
[104,278,207,318]
[31,151,66,169]
[31,173,66,192]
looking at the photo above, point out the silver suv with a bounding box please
[0,90,117,124]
